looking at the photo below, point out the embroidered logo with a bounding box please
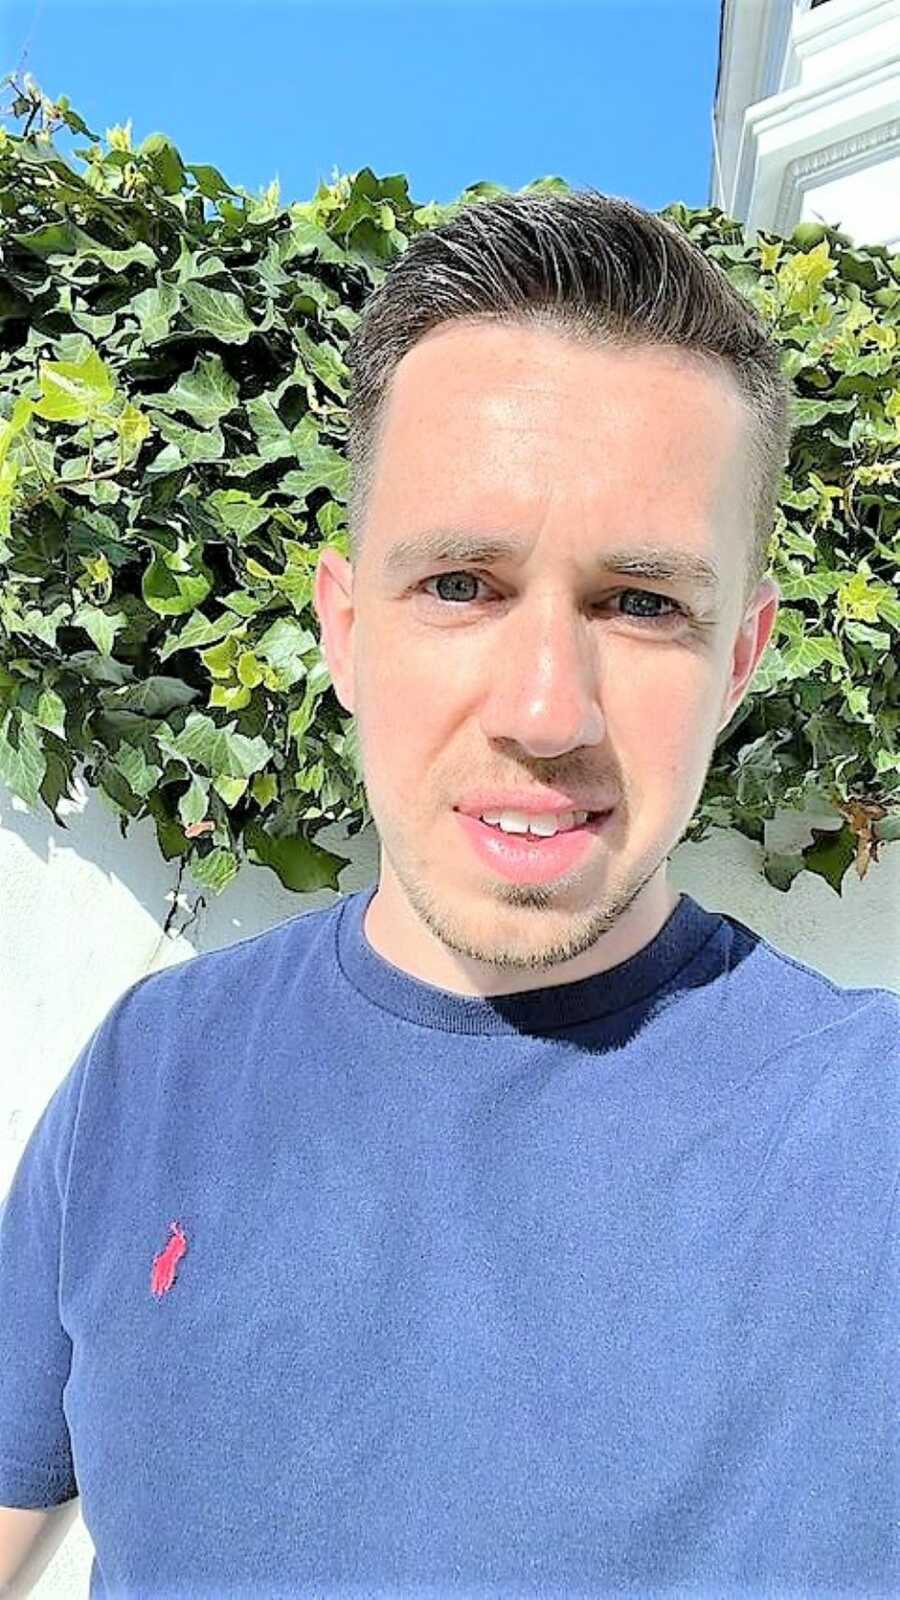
[150,1220,188,1298]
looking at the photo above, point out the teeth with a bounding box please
[479,809,590,836]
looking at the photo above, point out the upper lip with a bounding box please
[454,791,615,817]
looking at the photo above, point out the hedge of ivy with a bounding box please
[1,76,898,899]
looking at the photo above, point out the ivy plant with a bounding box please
[0,77,898,898]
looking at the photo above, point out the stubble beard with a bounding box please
[377,822,671,975]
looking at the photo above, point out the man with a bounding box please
[1,190,897,1599]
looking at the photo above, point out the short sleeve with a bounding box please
[0,1037,92,1508]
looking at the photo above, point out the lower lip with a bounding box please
[453,810,612,885]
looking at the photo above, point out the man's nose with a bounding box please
[477,597,606,759]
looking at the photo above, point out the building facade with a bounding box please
[712,0,900,246]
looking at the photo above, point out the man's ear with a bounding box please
[313,548,356,715]
[717,573,780,734]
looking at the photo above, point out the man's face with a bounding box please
[315,321,778,993]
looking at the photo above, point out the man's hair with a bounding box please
[344,188,794,600]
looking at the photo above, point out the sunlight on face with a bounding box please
[315,321,777,995]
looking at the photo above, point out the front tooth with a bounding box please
[529,811,564,837]
[497,810,531,834]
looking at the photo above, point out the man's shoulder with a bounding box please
[711,903,899,1061]
[106,892,346,1028]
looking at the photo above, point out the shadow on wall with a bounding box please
[0,769,380,964]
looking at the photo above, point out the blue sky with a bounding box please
[2,0,723,212]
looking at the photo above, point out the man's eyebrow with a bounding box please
[382,530,721,593]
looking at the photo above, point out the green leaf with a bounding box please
[182,283,256,343]
[33,687,67,737]
[0,395,35,467]
[251,771,278,809]
[293,327,349,399]
[143,556,212,617]
[146,415,225,471]
[32,348,117,424]
[255,617,316,687]
[750,644,792,693]
[211,772,249,805]
[836,571,884,621]
[100,676,201,718]
[776,570,844,603]
[159,711,271,778]
[843,620,891,650]
[0,709,46,809]
[278,216,348,267]
[244,393,294,462]
[282,416,349,502]
[190,846,239,893]
[802,824,856,895]
[142,550,213,616]
[131,282,180,344]
[186,163,238,200]
[115,401,152,454]
[178,773,210,827]
[762,850,806,892]
[139,133,185,195]
[158,611,244,660]
[70,307,118,339]
[148,353,240,428]
[789,396,856,428]
[243,818,347,892]
[6,601,72,648]
[14,222,156,272]
[72,602,127,656]
[206,488,270,537]
[114,743,162,799]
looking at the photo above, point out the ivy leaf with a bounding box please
[100,676,201,718]
[0,709,46,808]
[206,488,271,537]
[71,602,128,656]
[282,416,349,502]
[186,163,238,200]
[802,824,857,894]
[148,353,240,428]
[762,850,805,892]
[33,687,67,737]
[255,617,316,687]
[244,393,294,462]
[32,347,116,424]
[776,569,844,603]
[131,282,180,344]
[293,326,349,399]
[159,711,271,778]
[178,773,210,827]
[115,401,152,455]
[139,133,186,195]
[142,550,213,616]
[837,573,894,622]
[156,612,239,662]
[189,845,239,893]
[114,743,162,798]
[243,818,348,892]
[146,415,225,471]
[182,283,256,343]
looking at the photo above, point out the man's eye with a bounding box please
[421,571,488,605]
[418,572,685,625]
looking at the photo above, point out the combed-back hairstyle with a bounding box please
[344,188,794,599]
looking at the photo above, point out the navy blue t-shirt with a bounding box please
[1,883,897,1598]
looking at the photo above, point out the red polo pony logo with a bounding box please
[150,1221,188,1297]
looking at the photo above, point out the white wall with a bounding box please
[2,777,898,1595]
[713,0,900,247]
